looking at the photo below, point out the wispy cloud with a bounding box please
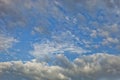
[30,40,88,60]
[0,34,17,51]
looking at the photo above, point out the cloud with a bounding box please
[0,2,120,80]
[80,23,120,50]
[102,37,119,45]
[90,24,120,47]
[56,0,120,12]
[0,61,69,80]
[0,53,120,80]
[0,0,26,28]
[30,40,87,60]
[0,0,119,55]
[0,0,119,30]
[0,34,17,51]
[27,0,120,52]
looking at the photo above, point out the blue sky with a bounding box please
[0,0,120,80]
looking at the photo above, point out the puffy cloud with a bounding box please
[91,24,120,46]
[0,53,120,80]
[0,34,17,51]
[86,23,120,50]
[0,61,69,80]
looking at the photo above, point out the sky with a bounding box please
[0,0,120,80]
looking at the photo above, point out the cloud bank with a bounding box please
[0,53,120,80]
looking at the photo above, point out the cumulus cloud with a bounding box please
[0,61,69,80]
[0,34,17,51]
[0,53,120,80]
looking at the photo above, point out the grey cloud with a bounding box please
[0,0,26,28]
[87,23,120,50]
[0,0,65,34]
[0,53,120,80]
[54,54,74,69]
[0,61,69,80]
[0,0,120,29]
[57,0,120,11]
[94,24,120,46]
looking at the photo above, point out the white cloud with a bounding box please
[30,40,87,60]
[102,37,119,45]
[97,24,120,46]
[0,53,120,80]
[30,30,89,60]
[87,23,120,49]
[0,34,17,51]
[90,30,97,38]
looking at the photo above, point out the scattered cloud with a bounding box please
[0,34,17,51]
[0,1,120,79]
